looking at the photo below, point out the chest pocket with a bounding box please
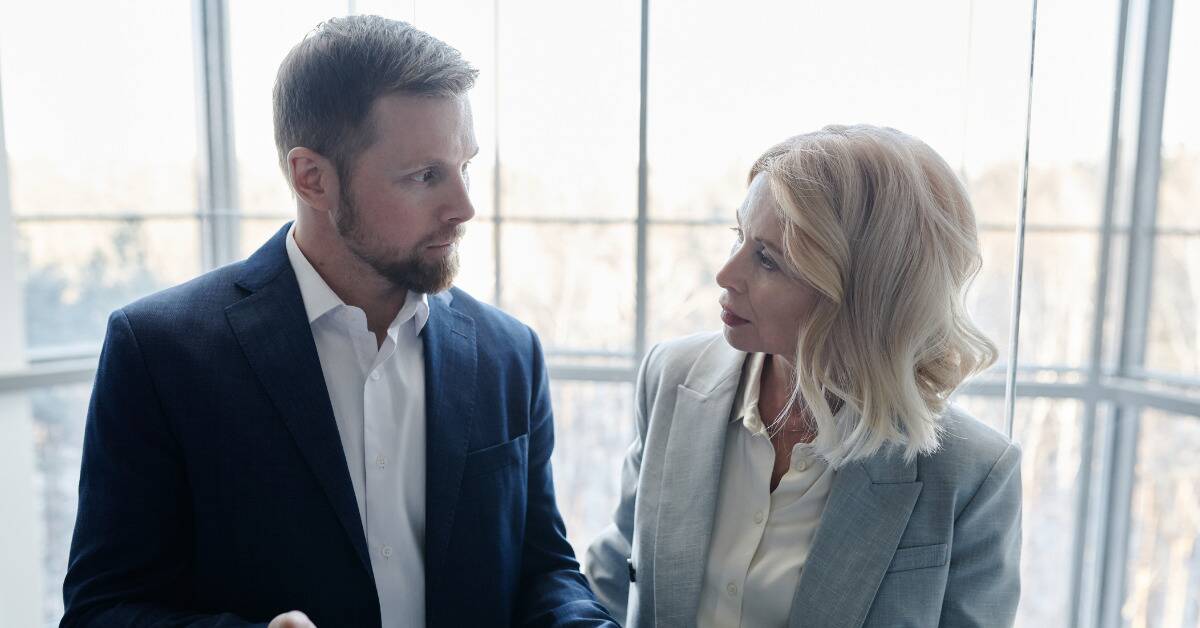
[887,543,949,573]
[463,433,528,478]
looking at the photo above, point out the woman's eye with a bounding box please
[756,249,778,271]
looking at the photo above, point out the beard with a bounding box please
[333,189,463,295]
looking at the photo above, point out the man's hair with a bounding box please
[750,124,998,468]
[272,15,478,185]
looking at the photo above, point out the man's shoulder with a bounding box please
[120,261,248,329]
[440,286,532,340]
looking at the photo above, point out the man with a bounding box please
[62,15,615,628]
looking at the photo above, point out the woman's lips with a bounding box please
[720,307,749,327]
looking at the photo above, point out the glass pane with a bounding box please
[1157,0,1200,231]
[1015,397,1085,627]
[1022,0,1119,229]
[453,219,496,305]
[548,380,635,564]
[499,223,634,355]
[18,219,202,353]
[1125,409,1200,626]
[495,0,639,219]
[0,2,198,217]
[238,218,291,260]
[1016,232,1100,371]
[0,384,91,627]
[1145,235,1200,380]
[228,1,350,217]
[648,0,1033,222]
[646,224,730,348]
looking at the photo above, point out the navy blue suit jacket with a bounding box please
[62,223,615,627]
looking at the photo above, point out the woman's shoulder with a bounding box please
[641,331,741,389]
[918,404,1022,494]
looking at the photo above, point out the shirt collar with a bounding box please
[285,223,431,334]
[733,352,768,433]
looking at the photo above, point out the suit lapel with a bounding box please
[653,339,744,625]
[225,223,372,576]
[790,450,923,628]
[421,292,477,582]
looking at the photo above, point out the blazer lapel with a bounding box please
[653,339,745,625]
[790,449,923,628]
[225,223,372,576]
[421,292,477,582]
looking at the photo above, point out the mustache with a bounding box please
[422,224,466,247]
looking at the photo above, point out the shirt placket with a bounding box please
[361,326,399,570]
[721,429,775,626]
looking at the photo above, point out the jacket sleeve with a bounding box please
[583,344,658,625]
[938,441,1023,626]
[513,329,619,627]
[61,310,263,628]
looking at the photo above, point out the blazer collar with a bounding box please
[653,336,746,624]
[225,222,374,577]
[789,445,922,628]
[420,289,478,607]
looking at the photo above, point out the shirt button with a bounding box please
[370,371,381,381]
[754,510,764,524]
[382,545,393,558]
[376,454,387,469]
[794,458,809,472]
[726,582,738,596]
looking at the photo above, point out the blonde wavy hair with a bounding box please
[753,124,998,467]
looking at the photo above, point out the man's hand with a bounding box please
[268,611,317,628]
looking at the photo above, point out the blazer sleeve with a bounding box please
[583,344,658,625]
[939,441,1023,626]
[513,329,619,627]
[61,310,263,628]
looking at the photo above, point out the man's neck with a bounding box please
[293,219,407,346]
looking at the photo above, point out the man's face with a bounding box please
[333,93,478,294]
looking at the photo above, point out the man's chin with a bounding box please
[374,257,459,295]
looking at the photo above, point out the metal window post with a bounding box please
[1095,0,1174,626]
[0,47,44,628]
[194,0,239,271]
[1068,0,1132,624]
[634,0,650,365]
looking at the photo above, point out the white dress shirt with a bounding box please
[697,352,835,628]
[285,226,429,627]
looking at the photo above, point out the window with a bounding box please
[0,1,1195,626]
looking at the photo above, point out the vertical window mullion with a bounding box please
[1096,1,1175,626]
[633,0,649,366]
[194,0,239,271]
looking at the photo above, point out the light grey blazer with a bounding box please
[585,333,1022,627]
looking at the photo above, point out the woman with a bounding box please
[586,125,1021,627]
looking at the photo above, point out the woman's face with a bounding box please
[716,174,821,359]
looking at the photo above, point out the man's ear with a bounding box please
[287,147,339,212]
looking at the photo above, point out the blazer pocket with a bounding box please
[463,433,528,478]
[887,543,949,573]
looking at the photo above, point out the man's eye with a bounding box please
[413,168,438,183]
[730,226,744,243]
[461,160,472,174]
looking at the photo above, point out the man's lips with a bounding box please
[720,307,749,327]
